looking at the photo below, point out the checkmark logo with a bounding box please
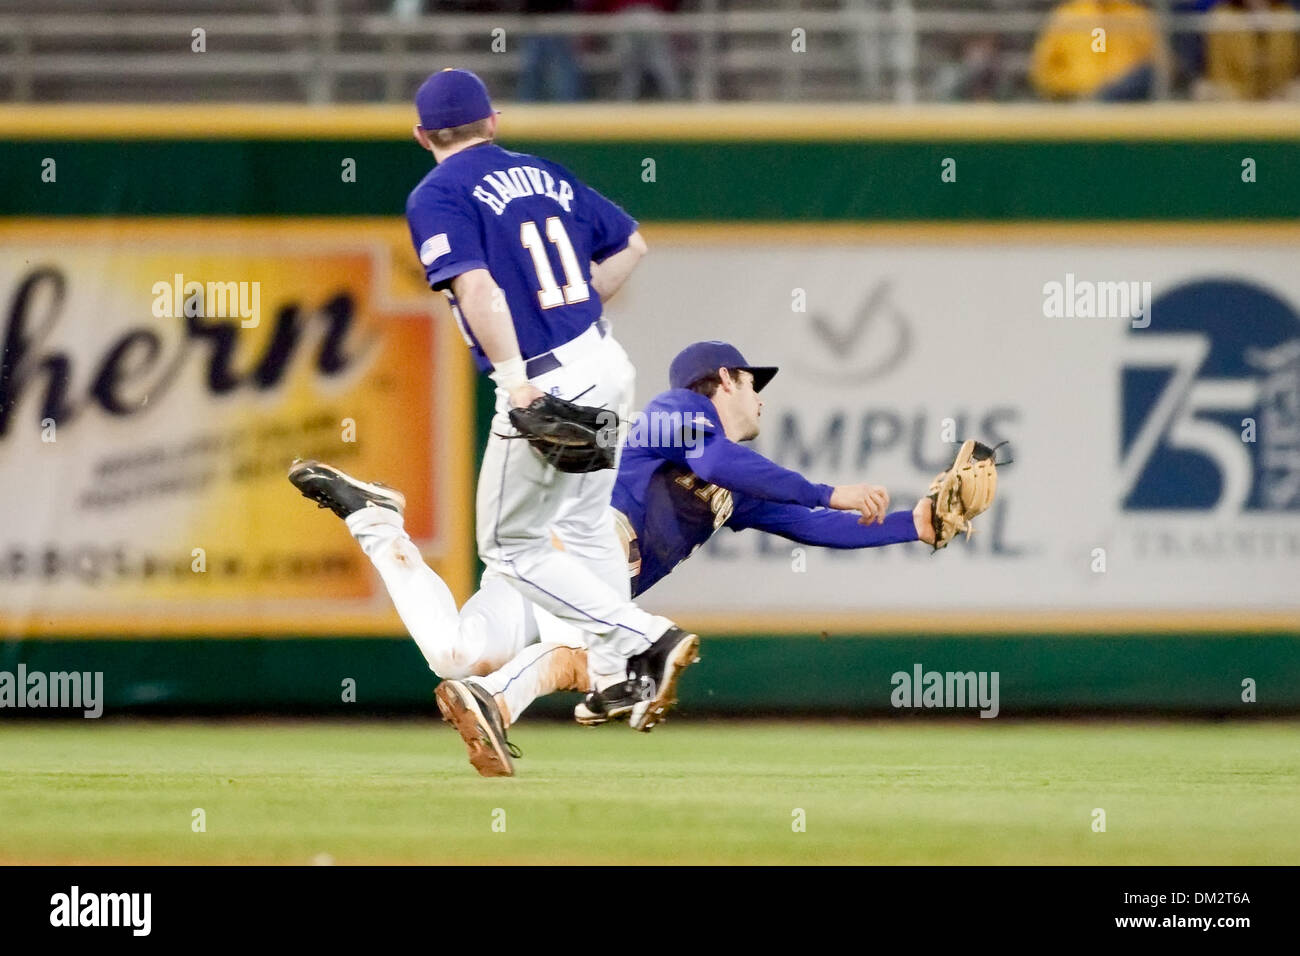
[810,280,895,353]
[800,280,912,384]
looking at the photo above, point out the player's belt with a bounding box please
[524,318,610,379]
[612,508,642,590]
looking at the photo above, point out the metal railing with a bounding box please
[2,4,1299,103]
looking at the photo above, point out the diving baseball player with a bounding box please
[290,340,1000,777]
[296,68,700,760]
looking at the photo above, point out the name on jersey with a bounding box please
[472,166,574,216]
[673,472,734,531]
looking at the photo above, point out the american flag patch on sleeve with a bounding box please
[419,233,451,266]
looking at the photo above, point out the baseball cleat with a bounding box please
[434,679,521,778]
[573,675,654,726]
[626,626,701,732]
[287,459,406,519]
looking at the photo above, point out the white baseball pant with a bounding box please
[348,324,671,691]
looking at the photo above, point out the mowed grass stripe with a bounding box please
[0,720,1295,865]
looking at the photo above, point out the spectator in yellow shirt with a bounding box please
[1032,0,1168,100]
[1201,0,1299,100]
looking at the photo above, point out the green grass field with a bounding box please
[1,718,1296,865]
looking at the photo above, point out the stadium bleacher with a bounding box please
[7,0,1259,103]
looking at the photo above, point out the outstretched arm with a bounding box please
[688,436,889,523]
[731,497,936,547]
[689,437,833,508]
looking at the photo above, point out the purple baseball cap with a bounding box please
[669,341,779,392]
[415,68,496,131]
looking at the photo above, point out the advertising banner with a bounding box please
[610,227,1300,627]
[0,220,471,637]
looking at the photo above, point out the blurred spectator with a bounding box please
[1197,0,1299,99]
[589,0,683,101]
[1169,0,1219,93]
[933,34,1013,101]
[392,1,497,17]
[517,0,584,101]
[1031,0,1168,101]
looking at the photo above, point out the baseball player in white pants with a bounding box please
[339,326,646,678]
[293,68,699,776]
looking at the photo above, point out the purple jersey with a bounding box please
[405,142,638,372]
[612,389,918,596]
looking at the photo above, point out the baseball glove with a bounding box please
[928,439,1005,551]
[506,394,619,473]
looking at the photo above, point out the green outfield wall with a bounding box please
[6,138,1299,221]
[5,633,1298,715]
[3,105,1298,715]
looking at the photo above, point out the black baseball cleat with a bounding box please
[434,679,521,778]
[287,459,406,520]
[626,626,701,732]
[573,675,654,726]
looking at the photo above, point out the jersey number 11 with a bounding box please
[520,217,590,309]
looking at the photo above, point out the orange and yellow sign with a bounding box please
[0,219,473,636]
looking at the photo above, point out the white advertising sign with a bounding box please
[607,234,1300,620]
